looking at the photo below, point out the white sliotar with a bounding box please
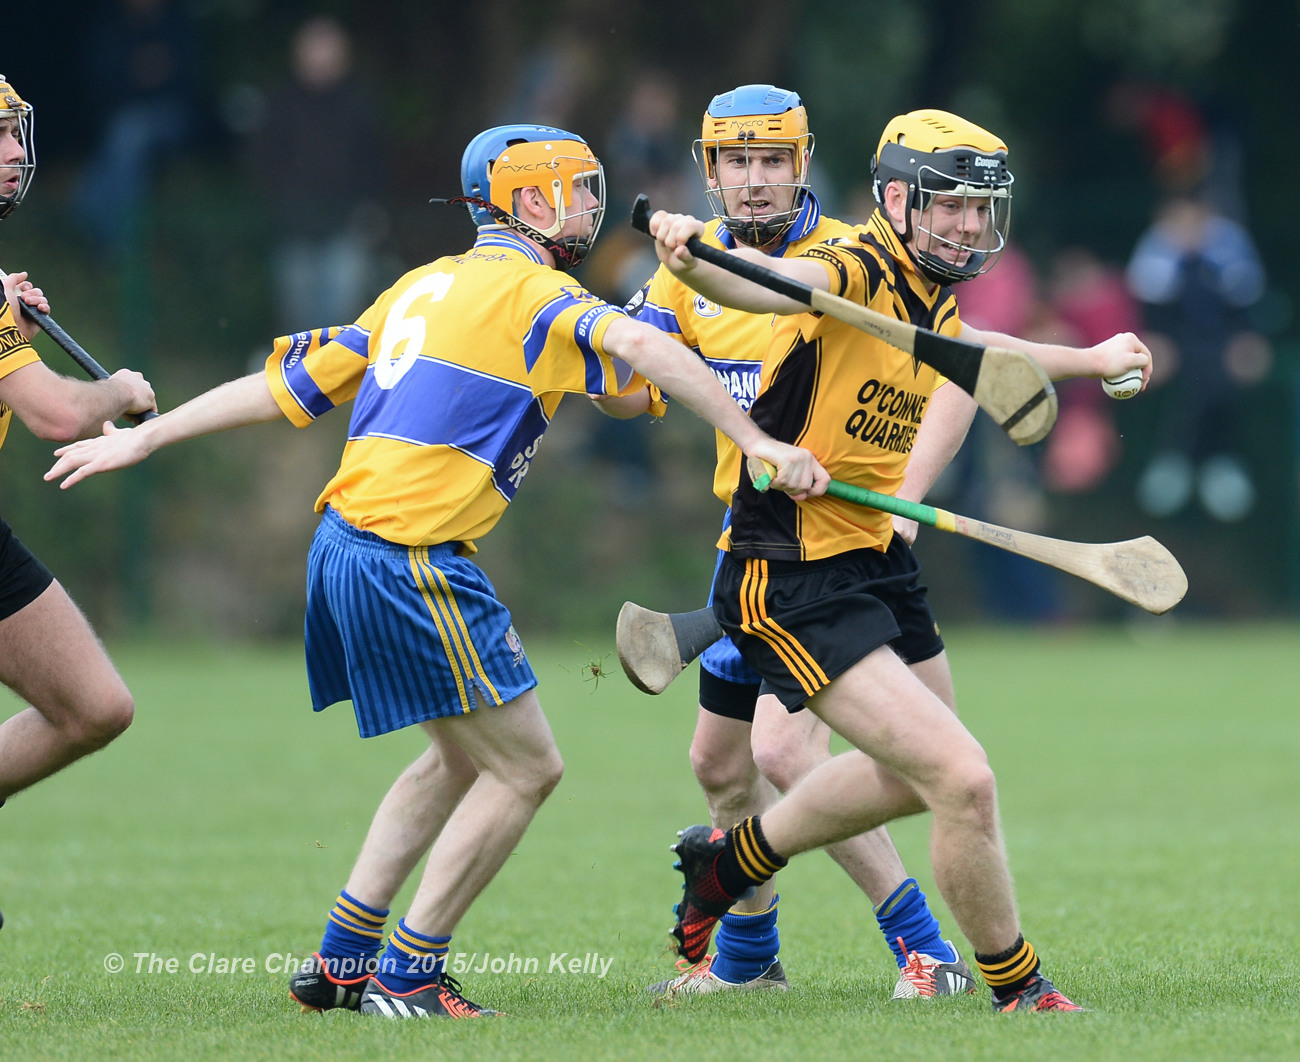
[1102,369,1143,400]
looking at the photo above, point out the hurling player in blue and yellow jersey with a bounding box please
[649,109,1152,1013]
[0,74,155,872]
[47,123,822,1018]
[615,86,976,1001]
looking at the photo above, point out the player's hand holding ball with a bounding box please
[1094,332,1151,400]
[1102,368,1144,400]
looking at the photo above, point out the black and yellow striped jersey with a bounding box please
[264,230,645,550]
[0,299,42,454]
[726,209,960,561]
[629,194,857,504]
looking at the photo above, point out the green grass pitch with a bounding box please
[1,624,1298,1060]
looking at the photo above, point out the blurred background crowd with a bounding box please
[1,0,1296,638]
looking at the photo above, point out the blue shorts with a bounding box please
[304,507,538,738]
[700,509,762,689]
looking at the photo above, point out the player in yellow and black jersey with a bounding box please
[616,87,974,1001]
[0,74,155,864]
[726,208,963,562]
[649,109,1155,1013]
[47,123,820,1019]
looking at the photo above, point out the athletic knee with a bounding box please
[752,732,824,792]
[66,686,134,751]
[934,758,998,825]
[537,750,564,800]
[508,747,563,807]
[689,736,755,808]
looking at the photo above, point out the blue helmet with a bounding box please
[694,84,814,247]
[458,124,606,265]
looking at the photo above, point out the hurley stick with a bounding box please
[630,195,1056,445]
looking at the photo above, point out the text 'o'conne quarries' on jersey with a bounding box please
[844,378,930,455]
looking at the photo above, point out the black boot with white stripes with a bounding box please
[359,973,497,1019]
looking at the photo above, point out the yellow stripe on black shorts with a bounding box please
[711,547,907,711]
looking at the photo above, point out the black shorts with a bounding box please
[713,534,943,712]
[0,515,55,622]
[698,667,763,722]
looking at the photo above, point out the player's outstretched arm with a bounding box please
[45,372,284,489]
[601,316,827,499]
[649,210,827,316]
[961,323,1153,390]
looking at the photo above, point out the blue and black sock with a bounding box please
[711,895,780,984]
[875,878,955,968]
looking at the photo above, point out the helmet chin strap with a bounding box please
[431,195,587,267]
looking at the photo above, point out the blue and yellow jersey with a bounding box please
[726,208,960,561]
[627,194,856,504]
[264,230,643,550]
[0,299,42,454]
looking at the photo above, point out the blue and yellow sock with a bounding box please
[711,895,780,984]
[318,890,388,977]
[375,919,451,995]
[875,878,955,968]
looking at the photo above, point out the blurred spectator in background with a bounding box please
[492,27,595,130]
[1041,247,1142,494]
[944,244,1063,621]
[73,0,200,255]
[248,16,388,335]
[588,69,699,303]
[1125,193,1269,521]
[577,70,704,508]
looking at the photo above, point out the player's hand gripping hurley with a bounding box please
[0,266,156,424]
[631,195,1057,446]
[616,458,1188,694]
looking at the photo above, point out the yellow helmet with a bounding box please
[872,109,1012,283]
[0,75,35,220]
[458,125,606,266]
[693,85,814,247]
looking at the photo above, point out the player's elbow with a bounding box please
[23,406,85,444]
[591,390,650,419]
[604,319,653,369]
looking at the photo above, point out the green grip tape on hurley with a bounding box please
[750,457,943,531]
[825,481,939,528]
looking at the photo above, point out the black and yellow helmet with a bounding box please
[0,75,34,220]
[872,109,1012,284]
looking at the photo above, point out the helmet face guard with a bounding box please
[458,125,605,266]
[693,84,814,247]
[0,76,35,220]
[872,110,1013,284]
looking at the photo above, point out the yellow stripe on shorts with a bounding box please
[738,559,829,696]
[409,548,472,712]
[409,548,502,711]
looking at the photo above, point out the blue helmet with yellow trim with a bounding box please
[458,124,605,266]
[693,84,814,247]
